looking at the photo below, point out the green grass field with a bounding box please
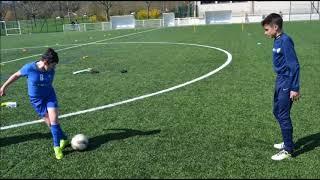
[1,21,319,178]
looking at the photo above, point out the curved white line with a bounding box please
[0,42,232,130]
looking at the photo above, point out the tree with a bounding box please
[145,1,151,19]
[65,1,80,14]
[98,1,112,22]
[0,1,11,21]
[59,1,80,23]
[19,1,41,24]
[58,1,63,17]
[185,1,192,17]
[39,1,57,18]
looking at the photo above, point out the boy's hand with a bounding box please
[290,91,300,102]
[0,87,6,96]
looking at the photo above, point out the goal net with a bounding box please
[135,19,162,29]
[0,21,22,36]
[63,22,112,32]
[162,13,175,27]
[205,10,232,24]
[110,15,135,30]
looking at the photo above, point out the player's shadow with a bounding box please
[0,132,52,147]
[292,132,320,157]
[65,128,161,154]
[87,128,161,151]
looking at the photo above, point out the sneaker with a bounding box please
[271,150,291,161]
[60,139,69,150]
[54,147,63,160]
[273,142,285,150]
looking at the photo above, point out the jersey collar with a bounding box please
[275,32,283,40]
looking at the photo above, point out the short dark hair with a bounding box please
[261,13,283,30]
[42,48,59,64]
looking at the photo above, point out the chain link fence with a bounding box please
[1,1,319,35]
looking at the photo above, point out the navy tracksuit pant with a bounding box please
[273,75,294,153]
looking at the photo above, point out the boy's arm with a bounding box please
[0,71,22,96]
[283,38,300,92]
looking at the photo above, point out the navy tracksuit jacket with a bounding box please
[272,33,300,153]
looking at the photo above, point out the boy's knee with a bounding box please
[279,119,293,130]
[278,112,290,121]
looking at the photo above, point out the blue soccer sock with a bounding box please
[50,124,61,147]
[56,124,67,140]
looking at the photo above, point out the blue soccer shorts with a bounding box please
[29,94,59,118]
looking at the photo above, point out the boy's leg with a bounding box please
[47,107,67,140]
[47,93,67,159]
[29,96,64,159]
[274,77,294,153]
[273,83,283,145]
[271,78,293,160]
[43,115,51,127]
[30,97,63,159]
[273,87,280,121]
[277,89,294,153]
[47,95,68,150]
[47,108,64,159]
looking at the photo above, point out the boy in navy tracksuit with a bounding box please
[261,13,300,161]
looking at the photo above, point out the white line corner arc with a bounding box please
[0,42,232,130]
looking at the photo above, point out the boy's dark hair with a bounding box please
[261,13,283,30]
[42,48,59,64]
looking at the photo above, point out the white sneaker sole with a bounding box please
[271,155,291,161]
[273,143,285,150]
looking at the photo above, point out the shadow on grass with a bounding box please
[292,132,320,157]
[0,132,52,147]
[64,128,161,154]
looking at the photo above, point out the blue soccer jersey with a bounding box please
[272,33,300,91]
[19,61,56,97]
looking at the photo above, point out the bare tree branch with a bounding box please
[19,1,41,20]
[146,1,151,19]
[0,1,11,21]
[98,1,112,21]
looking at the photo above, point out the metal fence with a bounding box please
[62,13,319,33]
[1,12,319,36]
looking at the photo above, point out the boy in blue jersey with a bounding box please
[0,48,68,160]
[261,13,300,161]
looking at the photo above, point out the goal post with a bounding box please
[0,21,22,36]
[0,21,7,36]
[63,23,82,32]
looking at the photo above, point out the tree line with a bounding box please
[1,1,191,22]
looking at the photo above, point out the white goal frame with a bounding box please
[0,21,22,36]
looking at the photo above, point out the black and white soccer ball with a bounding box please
[71,134,89,151]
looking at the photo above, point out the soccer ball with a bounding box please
[71,134,89,151]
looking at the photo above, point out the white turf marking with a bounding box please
[1,43,84,51]
[0,28,158,65]
[0,42,232,130]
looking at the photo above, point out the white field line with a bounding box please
[0,28,159,65]
[0,42,232,130]
[1,43,85,51]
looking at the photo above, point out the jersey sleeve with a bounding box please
[283,37,300,92]
[19,63,31,77]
